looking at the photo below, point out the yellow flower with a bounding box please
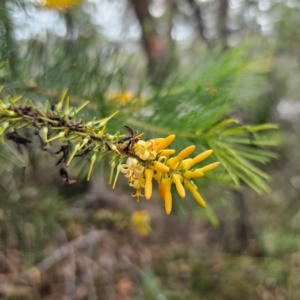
[106,91,133,104]
[120,158,145,201]
[131,210,151,236]
[131,188,144,202]
[133,135,176,161]
[42,0,82,11]
[133,140,157,160]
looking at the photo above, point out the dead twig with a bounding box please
[23,230,106,278]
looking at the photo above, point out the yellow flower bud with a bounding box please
[145,168,154,200]
[172,174,185,198]
[162,177,172,214]
[167,145,195,168]
[158,182,165,201]
[153,170,163,184]
[184,169,204,179]
[191,150,213,166]
[158,149,176,157]
[185,180,206,208]
[153,161,170,173]
[151,138,164,145]
[179,158,193,170]
[197,162,220,173]
[179,150,214,170]
[156,134,175,151]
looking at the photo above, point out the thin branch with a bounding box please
[79,255,99,300]
[54,224,77,300]
[22,230,106,277]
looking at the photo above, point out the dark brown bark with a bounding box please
[219,190,265,256]
[219,0,229,48]
[130,0,171,84]
[186,0,212,48]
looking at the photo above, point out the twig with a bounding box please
[54,224,77,300]
[23,230,106,276]
[79,255,98,300]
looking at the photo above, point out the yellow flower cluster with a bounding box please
[0,88,220,215]
[131,210,151,236]
[114,134,220,214]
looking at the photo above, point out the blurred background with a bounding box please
[0,0,299,299]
